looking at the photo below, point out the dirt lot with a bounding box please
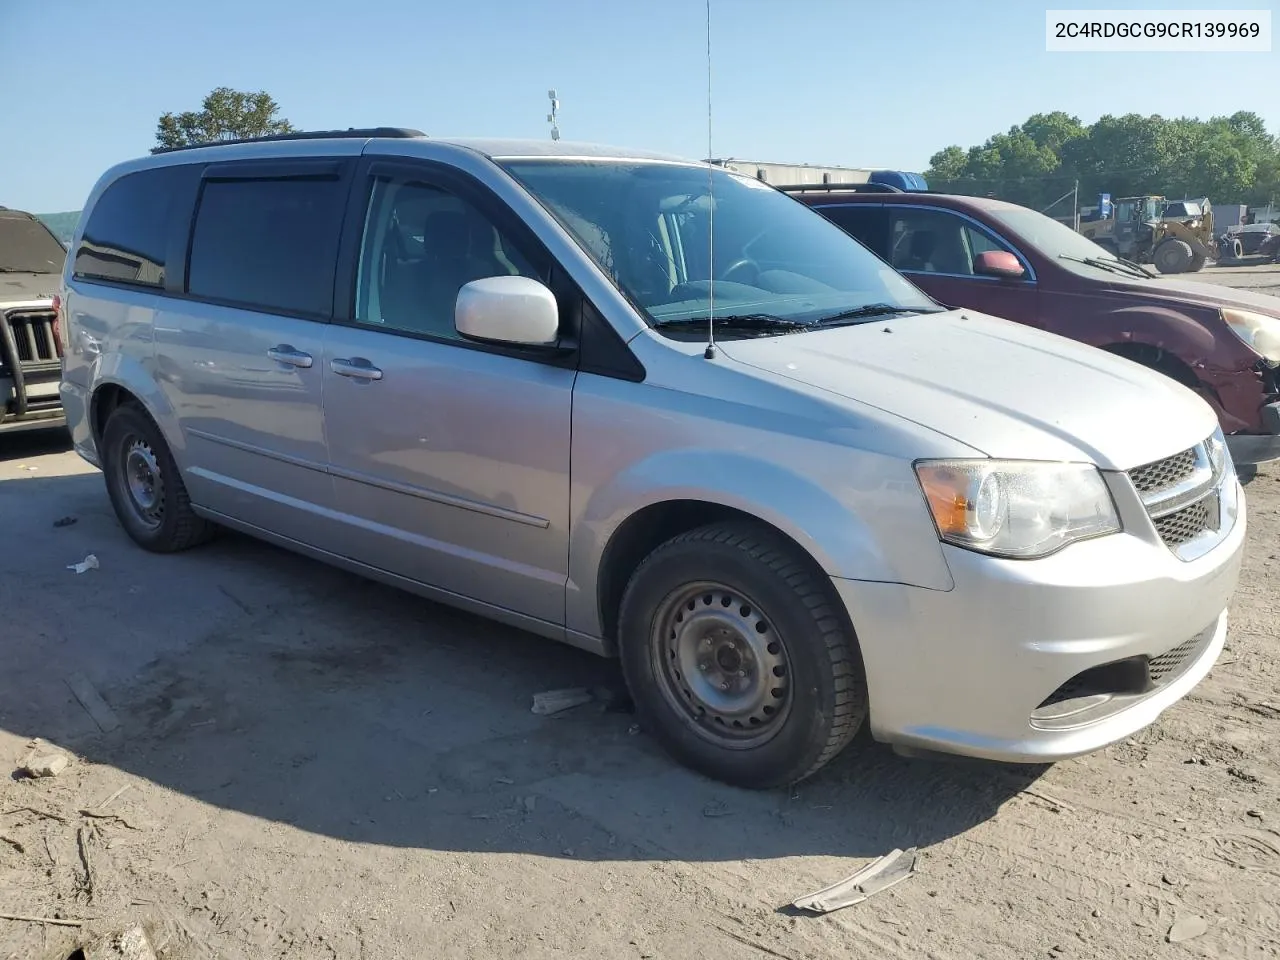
[3,270,1279,959]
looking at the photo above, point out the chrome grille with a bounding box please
[1128,448,1197,495]
[1153,499,1217,548]
[1127,436,1224,557]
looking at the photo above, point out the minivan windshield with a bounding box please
[499,160,939,334]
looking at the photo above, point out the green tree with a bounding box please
[926,111,1280,214]
[154,87,295,151]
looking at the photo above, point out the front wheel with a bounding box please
[1154,239,1195,274]
[617,522,868,789]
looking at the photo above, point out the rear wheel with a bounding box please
[1154,239,1195,274]
[617,522,868,789]
[101,403,216,552]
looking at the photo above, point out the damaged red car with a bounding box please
[787,186,1280,470]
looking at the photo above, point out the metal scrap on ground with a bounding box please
[531,687,595,716]
[792,847,919,915]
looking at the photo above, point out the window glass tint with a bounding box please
[355,177,540,339]
[818,205,889,256]
[188,177,345,317]
[74,166,192,287]
[888,208,1012,276]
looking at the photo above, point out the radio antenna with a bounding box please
[703,0,716,360]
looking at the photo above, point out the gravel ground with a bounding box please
[2,270,1279,959]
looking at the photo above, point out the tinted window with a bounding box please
[817,205,889,256]
[74,166,193,287]
[355,177,540,339]
[187,177,346,317]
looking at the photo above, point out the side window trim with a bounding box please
[882,204,1037,283]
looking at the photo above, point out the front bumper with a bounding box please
[1226,400,1280,466]
[833,478,1245,763]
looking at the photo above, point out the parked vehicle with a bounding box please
[787,185,1280,469]
[1077,194,1215,274]
[1,206,66,434]
[62,131,1244,788]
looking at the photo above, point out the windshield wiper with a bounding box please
[1114,256,1157,278]
[651,313,810,334]
[812,303,939,327]
[1059,254,1152,279]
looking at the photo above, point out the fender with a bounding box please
[564,447,955,641]
[1101,304,1219,359]
[89,351,187,465]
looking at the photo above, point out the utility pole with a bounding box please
[547,90,560,141]
[1073,179,1079,232]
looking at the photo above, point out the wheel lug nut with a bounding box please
[737,670,745,678]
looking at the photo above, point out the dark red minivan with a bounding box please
[786,186,1280,468]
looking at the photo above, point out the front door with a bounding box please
[321,161,575,626]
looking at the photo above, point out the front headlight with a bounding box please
[1205,425,1232,479]
[915,460,1120,559]
[1222,308,1280,363]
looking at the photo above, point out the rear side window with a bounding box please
[74,166,194,288]
[817,205,889,257]
[187,177,346,318]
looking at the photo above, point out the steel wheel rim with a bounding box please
[651,581,792,748]
[120,436,164,530]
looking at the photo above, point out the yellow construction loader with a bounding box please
[1079,195,1216,273]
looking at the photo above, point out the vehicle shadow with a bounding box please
[1,463,1045,867]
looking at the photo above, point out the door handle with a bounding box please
[266,345,314,368]
[330,357,383,381]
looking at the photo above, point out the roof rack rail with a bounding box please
[776,182,904,194]
[150,126,426,155]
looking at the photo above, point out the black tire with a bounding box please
[101,403,216,552]
[1153,239,1194,274]
[1189,253,1207,272]
[617,521,868,789]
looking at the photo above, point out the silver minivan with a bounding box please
[60,130,1245,788]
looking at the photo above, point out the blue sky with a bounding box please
[1,0,1276,212]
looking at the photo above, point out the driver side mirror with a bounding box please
[973,250,1026,280]
[455,276,560,347]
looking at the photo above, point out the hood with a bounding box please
[0,272,59,304]
[719,310,1217,470]
[1109,274,1280,317]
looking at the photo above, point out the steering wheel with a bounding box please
[719,258,761,285]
